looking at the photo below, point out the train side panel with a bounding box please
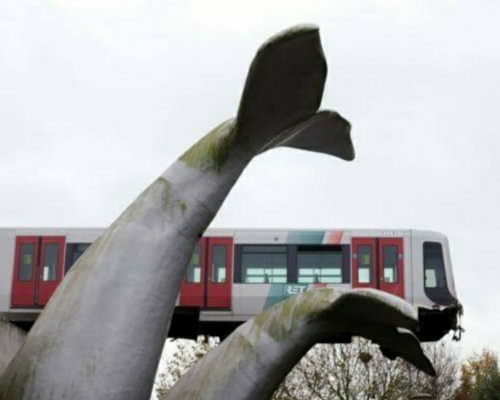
[0,227,461,341]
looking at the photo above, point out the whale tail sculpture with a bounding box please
[179,25,354,175]
[163,288,435,400]
[236,26,354,159]
[1,26,358,400]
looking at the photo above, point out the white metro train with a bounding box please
[0,227,462,341]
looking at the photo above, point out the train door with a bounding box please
[377,238,404,298]
[351,238,376,290]
[206,237,233,308]
[352,237,404,298]
[179,237,233,309]
[11,236,66,307]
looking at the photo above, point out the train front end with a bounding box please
[412,230,463,342]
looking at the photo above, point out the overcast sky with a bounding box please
[1,0,499,359]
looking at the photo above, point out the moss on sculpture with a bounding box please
[180,120,237,172]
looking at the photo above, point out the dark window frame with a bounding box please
[18,243,35,281]
[65,243,91,273]
[296,245,347,284]
[234,245,292,283]
[357,245,373,284]
[382,245,398,283]
[423,241,455,305]
[211,244,227,283]
[42,243,59,281]
[234,244,351,284]
[186,243,202,283]
[237,245,289,284]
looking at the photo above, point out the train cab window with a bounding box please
[212,245,226,283]
[423,241,456,305]
[65,243,91,273]
[186,244,202,283]
[382,245,398,283]
[357,245,372,283]
[297,246,343,283]
[240,246,287,283]
[19,243,35,281]
[42,244,59,281]
[423,242,447,289]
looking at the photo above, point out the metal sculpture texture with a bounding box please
[163,288,435,400]
[0,25,354,400]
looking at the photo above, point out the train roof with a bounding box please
[0,227,448,242]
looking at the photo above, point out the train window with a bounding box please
[382,245,398,283]
[422,241,457,306]
[357,245,372,283]
[423,242,447,289]
[42,244,59,281]
[19,243,35,281]
[425,270,437,288]
[212,245,226,283]
[186,244,201,283]
[65,243,91,273]
[240,246,287,283]
[297,247,343,284]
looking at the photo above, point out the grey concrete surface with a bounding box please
[0,320,25,378]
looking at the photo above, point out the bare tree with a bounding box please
[405,340,460,399]
[155,337,219,399]
[272,338,459,400]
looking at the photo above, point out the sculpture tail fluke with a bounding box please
[235,25,354,160]
[380,328,436,377]
[179,25,354,172]
[266,110,354,160]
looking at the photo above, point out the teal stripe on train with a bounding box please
[286,231,326,244]
[263,284,308,309]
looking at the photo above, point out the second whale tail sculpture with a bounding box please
[0,25,355,400]
[163,288,435,400]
